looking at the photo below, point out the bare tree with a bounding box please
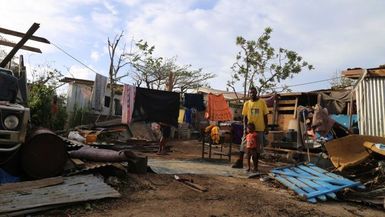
[107,31,130,117]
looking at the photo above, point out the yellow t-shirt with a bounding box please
[242,99,269,131]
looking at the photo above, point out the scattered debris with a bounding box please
[174,175,208,192]
[270,163,364,203]
[343,187,385,209]
[68,131,86,143]
[324,135,385,171]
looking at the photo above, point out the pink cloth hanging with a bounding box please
[121,85,136,124]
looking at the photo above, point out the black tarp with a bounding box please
[184,93,205,111]
[133,87,180,127]
[0,69,18,103]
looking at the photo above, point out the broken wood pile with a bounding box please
[265,133,385,209]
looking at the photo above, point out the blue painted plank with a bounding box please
[273,175,308,198]
[285,176,316,194]
[305,181,362,198]
[298,165,354,186]
[316,195,327,201]
[310,179,337,199]
[271,163,363,203]
[272,170,339,183]
[326,192,337,199]
[307,164,351,181]
[285,177,327,202]
[310,166,365,190]
[297,177,330,193]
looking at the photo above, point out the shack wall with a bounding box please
[356,77,385,137]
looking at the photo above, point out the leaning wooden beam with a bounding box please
[0,23,40,67]
[0,26,50,44]
[0,40,42,53]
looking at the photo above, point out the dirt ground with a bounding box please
[36,140,384,217]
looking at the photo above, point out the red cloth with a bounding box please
[121,85,136,124]
[246,132,259,149]
[205,93,232,121]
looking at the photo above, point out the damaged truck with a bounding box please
[0,23,67,182]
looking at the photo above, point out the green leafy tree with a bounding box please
[228,27,314,97]
[28,65,67,130]
[129,40,214,92]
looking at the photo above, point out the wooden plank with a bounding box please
[293,98,298,118]
[371,68,385,76]
[278,100,297,105]
[0,40,42,53]
[0,174,120,214]
[70,158,85,167]
[212,151,229,156]
[184,181,208,192]
[0,176,63,194]
[342,68,385,78]
[0,23,40,67]
[342,69,364,78]
[278,107,296,111]
[0,26,50,43]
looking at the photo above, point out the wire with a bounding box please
[50,41,100,75]
[273,76,345,90]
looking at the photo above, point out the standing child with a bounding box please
[157,122,171,155]
[245,123,259,172]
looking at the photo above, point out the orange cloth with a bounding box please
[205,93,232,121]
[246,132,258,149]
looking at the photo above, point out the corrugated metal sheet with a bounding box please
[0,174,120,215]
[356,77,385,137]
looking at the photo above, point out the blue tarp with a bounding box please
[331,114,357,128]
[0,168,20,184]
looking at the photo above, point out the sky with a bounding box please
[0,0,384,93]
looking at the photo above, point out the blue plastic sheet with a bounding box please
[0,168,20,184]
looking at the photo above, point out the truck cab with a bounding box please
[0,67,30,152]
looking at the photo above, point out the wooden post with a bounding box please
[201,130,205,159]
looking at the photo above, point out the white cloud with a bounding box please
[124,0,385,91]
[2,0,385,93]
[66,65,98,80]
[120,0,140,7]
[90,51,100,61]
[103,1,118,15]
[91,11,119,31]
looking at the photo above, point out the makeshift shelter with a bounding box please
[61,77,123,118]
[342,67,385,137]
